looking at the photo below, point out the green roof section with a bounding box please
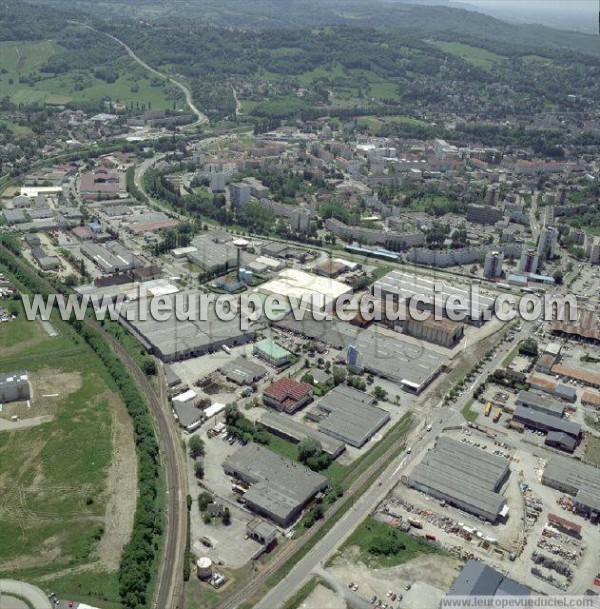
[254,338,292,360]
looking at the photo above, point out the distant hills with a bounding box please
[21,0,600,56]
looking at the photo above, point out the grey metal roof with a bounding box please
[543,455,600,499]
[545,431,577,451]
[190,234,256,272]
[354,330,447,389]
[221,357,266,384]
[407,437,508,518]
[423,436,509,491]
[448,560,529,597]
[514,405,581,438]
[259,411,345,457]
[555,384,577,399]
[273,316,360,349]
[173,402,205,428]
[120,291,254,359]
[306,385,390,448]
[575,489,600,513]
[374,270,496,319]
[223,444,328,523]
[0,371,29,392]
[516,390,564,417]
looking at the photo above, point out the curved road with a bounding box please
[0,579,52,609]
[69,21,208,127]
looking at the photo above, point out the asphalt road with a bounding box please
[254,322,529,609]
[68,21,208,127]
[0,579,52,609]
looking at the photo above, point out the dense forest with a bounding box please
[23,0,600,58]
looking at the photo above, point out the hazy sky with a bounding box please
[457,1,594,12]
[449,0,597,32]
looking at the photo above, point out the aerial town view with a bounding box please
[0,1,600,609]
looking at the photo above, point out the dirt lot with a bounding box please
[327,551,461,609]
[0,368,82,423]
[96,390,137,571]
[300,583,346,609]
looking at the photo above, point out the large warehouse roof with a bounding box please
[223,444,328,525]
[306,385,390,448]
[516,390,564,417]
[374,270,496,320]
[354,330,446,391]
[407,437,508,520]
[119,291,254,361]
[257,269,352,310]
[448,560,529,597]
[273,316,360,349]
[513,405,581,439]
[543,455,600,497]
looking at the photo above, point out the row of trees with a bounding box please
[0,235,161,609]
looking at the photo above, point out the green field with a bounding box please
[0,39,176,109]
[335,517,444,568]
[357,114,428,133]
[0,302,127,608]
[428,40,506,70]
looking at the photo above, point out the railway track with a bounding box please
[88,319,188,609]
[0,245,187,609]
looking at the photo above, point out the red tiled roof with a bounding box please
[264,378,312,404]
[582,391,600,407]
[552,364,600,387]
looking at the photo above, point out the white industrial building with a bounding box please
[256,268,353,312]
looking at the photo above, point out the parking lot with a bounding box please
[187,425,267,569]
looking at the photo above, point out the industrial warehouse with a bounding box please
[222,444,328,527]
[119,292,255,362]
[512,405,582,444]
[306,385,390,448]
[406,436,510,522]
[448,559,530,597]
[373,269,496,325]
[515,390,566,418]
[542,456,600,521]
[257,268,352,312]
[352,330,447,393]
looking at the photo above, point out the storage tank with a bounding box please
[196,557,213,581]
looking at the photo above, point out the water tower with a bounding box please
[196,557,213,581]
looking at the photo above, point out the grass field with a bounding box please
[585,436,600,468]
[428,40,506,70]
[282,577,319,609]
[357,114,427,133]
[0,39,176,109]
[461,398,479,423]
[335,517,444,569]
[0,302,127,608]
